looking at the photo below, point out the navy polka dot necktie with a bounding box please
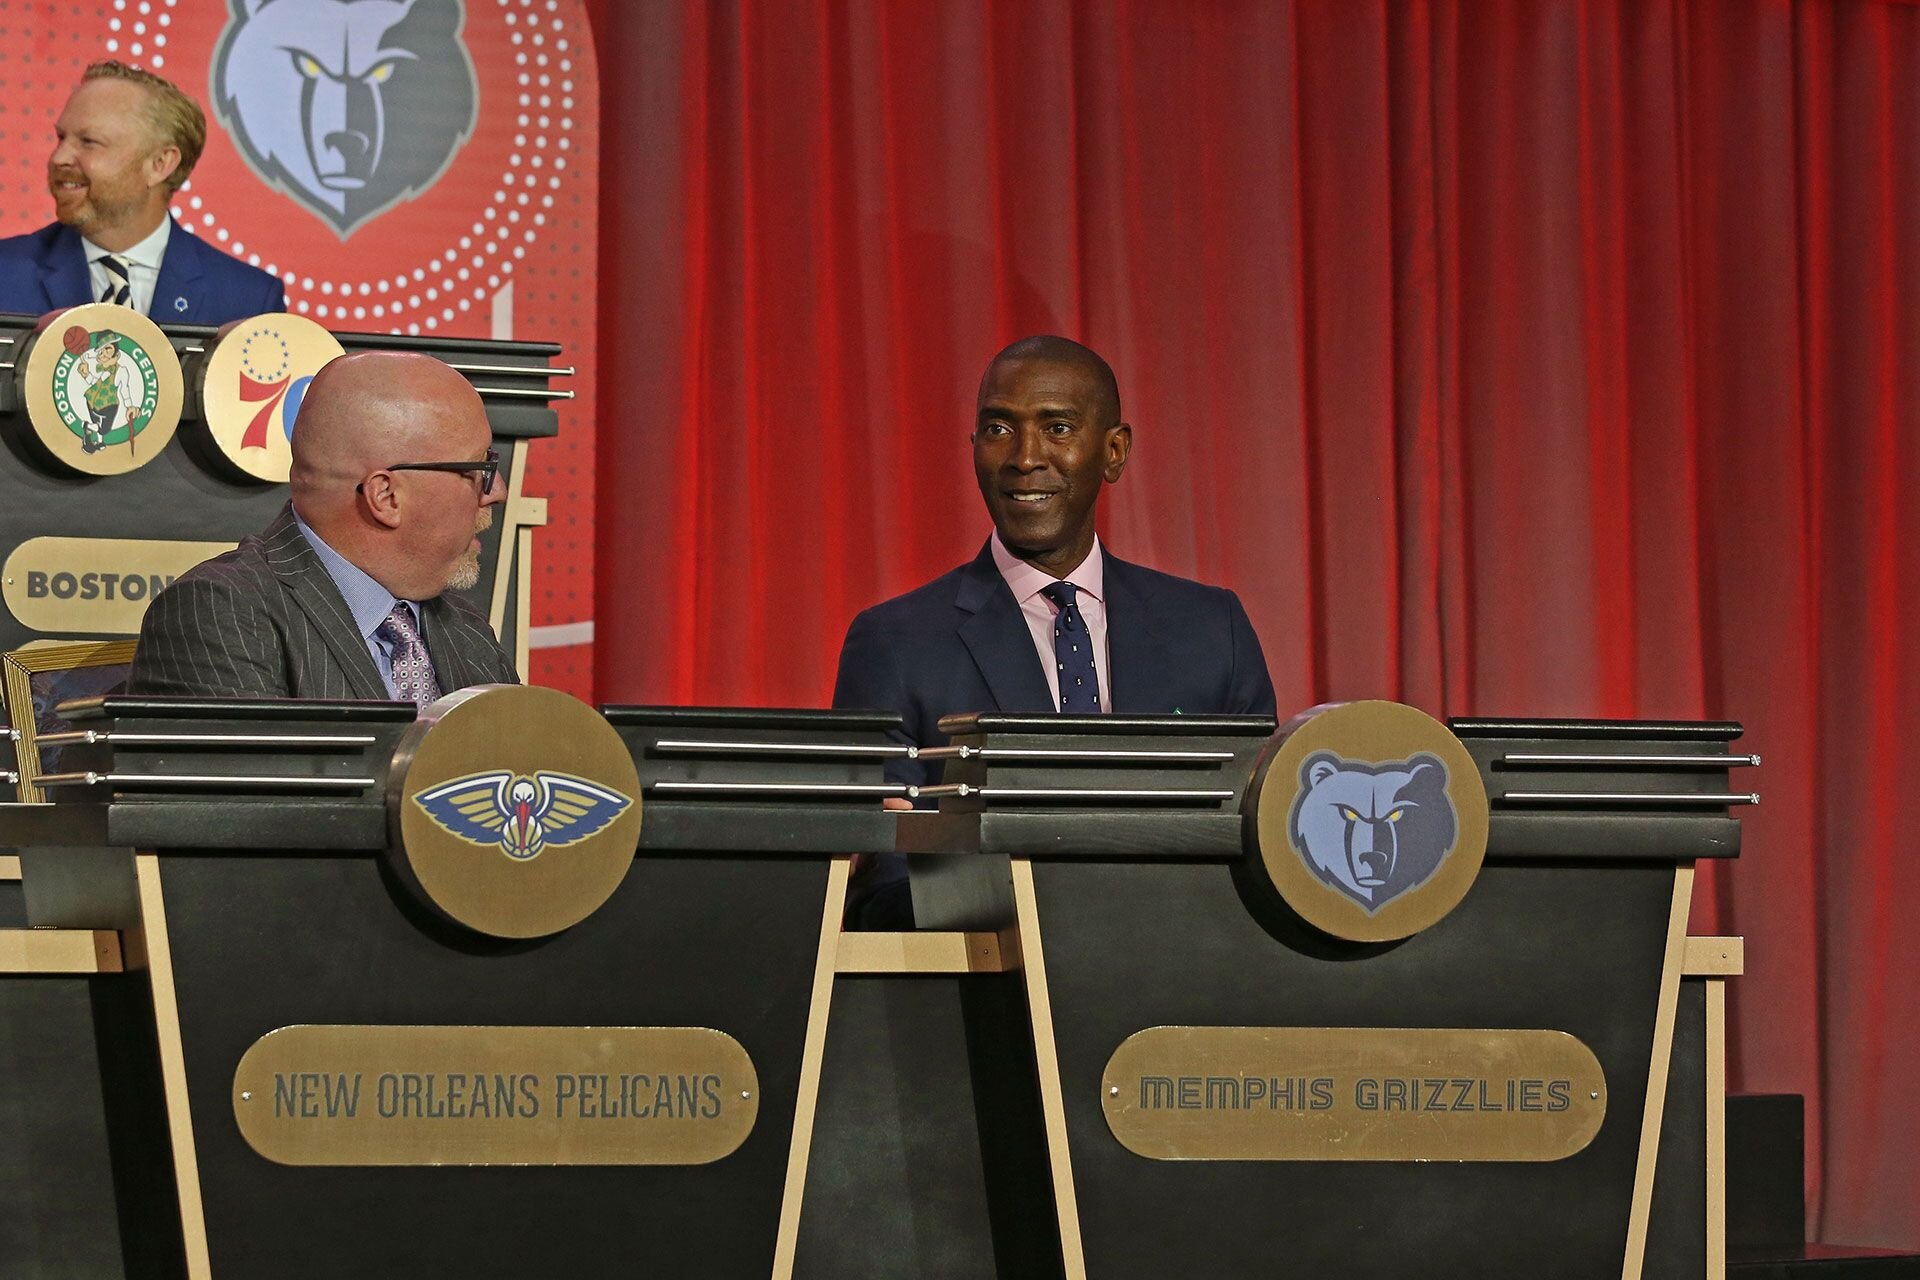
[376,602,443,708]
[1041,581,1101,713]
[98,256,132,306]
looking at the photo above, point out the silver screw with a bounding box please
[240,1091,252,1101]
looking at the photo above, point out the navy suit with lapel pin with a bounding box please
[832,539,1276,927]
[835,540,1276,793]
[833,333,1279,926]
[0,218,285,324]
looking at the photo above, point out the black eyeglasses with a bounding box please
[359,447,500,495]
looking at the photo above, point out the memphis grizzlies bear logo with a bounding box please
[211,0,479,238]
[1287,751,1458,912]
[413,771,632,862]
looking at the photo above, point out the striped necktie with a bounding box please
[1041,581,1101,713]
[97,256,132,307]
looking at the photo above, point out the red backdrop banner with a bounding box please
[591,0,1920,1248]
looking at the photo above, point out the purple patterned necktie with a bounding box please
[1040,581,1101,713]
[376,602,442,708]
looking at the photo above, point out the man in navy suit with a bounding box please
[0,61,284,325]
[833,336,1278,927]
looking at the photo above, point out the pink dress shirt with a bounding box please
[990,533,1111,713]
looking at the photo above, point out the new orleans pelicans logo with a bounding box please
[389,687,640,938]
[210,0,480,238]
[414,770,632,861]
[1287,752,1458,912]
[53,327,160,457]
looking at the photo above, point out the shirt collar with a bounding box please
[291,508,408,641]
[82,215,170,272]
[990,532,1105,605]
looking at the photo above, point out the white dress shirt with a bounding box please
[83,216,171,315]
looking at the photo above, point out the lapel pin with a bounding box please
[173,296,189,313]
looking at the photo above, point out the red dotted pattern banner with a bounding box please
[0,0,598,698]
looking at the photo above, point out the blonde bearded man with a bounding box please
[0,61,284,323]
[128,352,517,703]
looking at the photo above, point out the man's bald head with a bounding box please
[289,351,501,601]
[291,351,487,498]
[981,335,1122,428]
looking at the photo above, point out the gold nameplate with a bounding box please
[1248,701,1490,942]
[195,314,345,482]
[2,537,233,635]
[1102,1026,1605,1161]
[388,686,644,938]
[13,303,185,476]
[232,1025,759,1166]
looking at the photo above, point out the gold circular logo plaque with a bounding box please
[196,314,345,482]
[15,303,183,476]
[388,685,643,939]
[1248,701,1489,943]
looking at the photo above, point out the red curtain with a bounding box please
[588,0,1920,1247]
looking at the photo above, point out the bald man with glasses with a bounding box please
[128,352,518,703]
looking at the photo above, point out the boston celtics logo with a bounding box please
[53,327,160,456]
[14,304,185,478]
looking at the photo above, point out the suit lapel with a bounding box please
[420,598,500,693]
[955,542,1054,713]
[36,225,91,311]
[262,507,390,700]
[419,601,465,694]
[1103,554,1177,713]
[149,219,203,322]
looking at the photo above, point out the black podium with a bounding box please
[806,707,1752,1280]
[0,695,1752,1279]
[0,693,899,1278]
[0,315,575,1264]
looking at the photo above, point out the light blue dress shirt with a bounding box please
[292,510,422,699]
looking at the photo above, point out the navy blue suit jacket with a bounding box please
[0,219,285,324]
[832,540,1277,925]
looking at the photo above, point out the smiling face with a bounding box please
[47,78,176,247]
[972,352,1132,577]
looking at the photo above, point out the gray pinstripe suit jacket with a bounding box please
[127,504,519,699]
